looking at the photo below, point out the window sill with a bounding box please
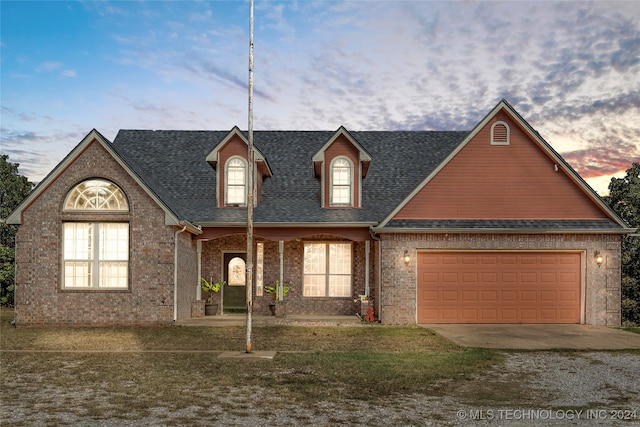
[60,288,131,293]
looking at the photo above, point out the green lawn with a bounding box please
[1,308,515,424]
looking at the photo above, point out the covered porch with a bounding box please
[193,225,378,318]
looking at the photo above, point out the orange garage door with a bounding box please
[417,252,581,324]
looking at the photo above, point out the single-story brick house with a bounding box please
[7,100,634,326]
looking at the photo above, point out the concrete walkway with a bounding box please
[424,324,640,350]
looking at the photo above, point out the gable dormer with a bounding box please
[312,126,372,208]
[206,127,272,207]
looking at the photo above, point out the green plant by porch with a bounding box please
[264,280,289,300]
[200,278,225,303]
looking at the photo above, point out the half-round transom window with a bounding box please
[64,179,129,211]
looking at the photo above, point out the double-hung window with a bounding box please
[63,179,129,289]
[330,157,352,206]
[303,242,351,297]
[226,157,247,206]
[63,222,129,288]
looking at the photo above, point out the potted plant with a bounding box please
[265,280,289,316]
[200,278,225,316]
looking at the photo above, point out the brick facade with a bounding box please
[10,126,626,327]
[14,141,198,326]
[378,233,621,326]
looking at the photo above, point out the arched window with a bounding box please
[64,179,129,211]
[225,157,247,206]
[491,121,510,145]
[62,179,129,289]
[228,257,246,286]
[330,157,353,206]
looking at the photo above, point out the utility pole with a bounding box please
[245,0,255,353]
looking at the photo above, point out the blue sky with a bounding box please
[2,0,639,196]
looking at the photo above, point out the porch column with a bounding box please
[196,240,202,300]
[365,240,370,296]
[278,240,284,301]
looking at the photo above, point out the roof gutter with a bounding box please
[195,222,377,228]
[373,227,638,235]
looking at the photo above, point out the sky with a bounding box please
[1,0,639,196]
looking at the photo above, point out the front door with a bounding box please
[223,252,246,313]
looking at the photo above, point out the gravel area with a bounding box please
[3,351,639,426]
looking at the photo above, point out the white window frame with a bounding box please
[490,121,510,145]
[63,179,130,290]
[303,242,352,297]
[330,157,353,207]
[63,222,129,289]
[64,179,129,211]
[225,156,248,206]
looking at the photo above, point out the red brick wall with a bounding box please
[14,140,197,326]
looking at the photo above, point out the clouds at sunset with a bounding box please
[1,1,638,195]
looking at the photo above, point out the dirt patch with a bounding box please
[2,351,638,426]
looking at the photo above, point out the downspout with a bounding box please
[174,226,187,322]
[12,233,18,326]
[369,227,382,322]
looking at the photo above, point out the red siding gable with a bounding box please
[394,110,608,220]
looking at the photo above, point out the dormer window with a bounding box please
[331,157,353,206]
[225,157,247,206]
[491,121,510,145]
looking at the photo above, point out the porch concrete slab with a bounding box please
[423,324,640,350]
[218,351,276,360]
[176,314,362,327]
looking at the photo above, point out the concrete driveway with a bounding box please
[423,324,640,350]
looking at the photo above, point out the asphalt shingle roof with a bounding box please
[111,129,469,225]
[111,129,625,232]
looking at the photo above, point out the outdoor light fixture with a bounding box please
[403,250,411,264]
[594,250,604,267]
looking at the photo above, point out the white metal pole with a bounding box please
[245,0,255,353]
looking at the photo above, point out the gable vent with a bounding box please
[491,121,510,145]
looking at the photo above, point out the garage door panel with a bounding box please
[481,291,498,301]
[461,309,480,321]
[442,291,459,301]
[540,290,557,301]
[501,290,517,301]
[521,290,537,302]
[461,291,478,302]
[442,272,458,283]
[417,252,581,324]
[499,309,518,322]
[560,290,578,301]
[421,290,439,301]
[441,309,460,321]
[501,272,517,283]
